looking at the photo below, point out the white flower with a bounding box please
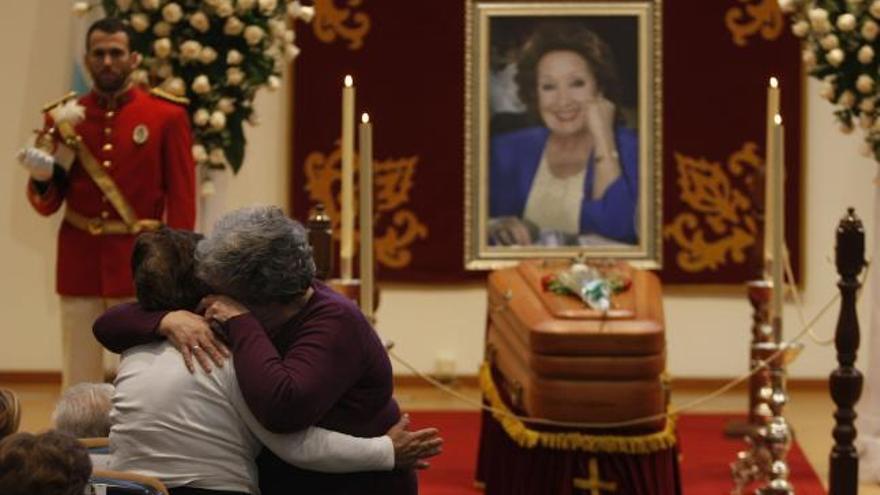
[259,0,278,14]
[193,109,210,126]
[267,75,281,91]
[859,45,875,64]
[131,69,149,86]
[201,179,216,197]
[839,90,856,108]
[153,38,172,59]
[244,25,266,46]
[180,40,202,61]
[284,30,295,43]
[163,77,186,97]
[217,98,236,114]
[215,0,234,17]
[820,34,839,50]
[827,48,845,67]
[155,62,173,79]
[209,147,227,165]
[204,0,221,7]
[284,43,301,61]
[162,3,184,23]
[153,21,172,38]
[226,67,245,85]
[861,113,875,129]
[858,74,875,94]
[72,2,90,16]
[199,47,218,65]
[130,13,150,33]
[778,0,796,13]
[210,111,227,130]
[227,49,243,65]
[809,8,828,23]
[248,111,260,125]
[838,13,857,32]
[820,79,836,101]
[802,49,816,68]
[116,0,133,11]
[189,11,211,33]
[141,0,160,10]
[237,0,257,12]
[288,1,315,22]
[269,19,286,38]
[224,17,245,36]
[863,20,880,41]
[871,0,880,18]
[813,19,832,34]
[192,144,208,163]
[192,75,212,94]
[791,20,810,37]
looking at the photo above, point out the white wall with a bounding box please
[0,0,875,379]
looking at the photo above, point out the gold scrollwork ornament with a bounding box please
[724,0,783,47]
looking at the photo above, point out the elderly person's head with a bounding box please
[196,205,316,307]
[0,389,21,440]
[132,227,208,311]
[515,21,621,133]
[0,430,92,495]
[52,382,114,438]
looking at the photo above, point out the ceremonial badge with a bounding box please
[133,124,149,145]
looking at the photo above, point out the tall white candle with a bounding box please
[359,113,374,321]
[765,77,780,279]
[341,75,355,280]
[771,113,785,329]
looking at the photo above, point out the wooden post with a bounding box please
[829,207,866,495]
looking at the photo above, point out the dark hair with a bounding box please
[515,21,621,115]
[0,389,20,440]
[132,228,209,311]
[86,17,133,50]
[0,431,92,495]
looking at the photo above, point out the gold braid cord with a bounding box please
[479,363,677,454]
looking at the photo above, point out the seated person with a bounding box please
[53,382,114,438]
[0,430,92,495]
[0,388,21,440]
[110,228,441,495]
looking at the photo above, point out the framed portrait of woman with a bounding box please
[464,0,662,269]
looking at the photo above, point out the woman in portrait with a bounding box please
[488,20,639,246]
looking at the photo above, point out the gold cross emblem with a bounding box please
[573,458,617,495]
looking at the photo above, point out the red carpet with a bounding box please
[409,412,825,495]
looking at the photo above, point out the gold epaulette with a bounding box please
[41,91,78,114]
[149,87,190,105]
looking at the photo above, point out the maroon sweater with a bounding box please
[94,281,415,495]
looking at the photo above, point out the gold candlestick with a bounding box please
[340,75,355,280]
[359,113,374,321]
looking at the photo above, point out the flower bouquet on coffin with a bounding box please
[77,0,315,182]
[540,261,632,312]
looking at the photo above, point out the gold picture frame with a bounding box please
[464,0,663,270]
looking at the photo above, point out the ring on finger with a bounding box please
[192,345,202,352]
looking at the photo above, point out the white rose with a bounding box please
[858,74,875,94]
[863,20,880,41]
[778,0,796,13]
[791,20,810,37]
[819,80,836,101]
[839,90,856,108]
[131,69,149,86]
[209,111,227,130]
[130,13,150,33]
[259,0,278,14]
[141,0,160,10]
[227,49,243,65]
[827,48,845,67]
[201,179,216,197]
[156,62,173,79]
[871,0,880,18]
[244,25,266,46]
[215,0,234,17]
[224,17,245,36]
[862,98,877,112]
[189,11,210,32]
[192,144,208,162]
[227,67,245,85]
[269,19,286,38]
[267,75,281,91]
[859,45,875,64]
[153,38,172,59]
[808,8,829,24]
[285,29,296,43]
[193,108,210,126]
[861,113,875,129]
[73,2,90,15]
[209,147,227,165]
[237,0,256,12]
[192,75,212,94]
[813,19,832,34]
[180,40,202,61]
[116,0,133,11]
[820,34,839,50]
[162,3,184,23]
[199,47,218,64]
[837,13,857,31]
[204,0,221,7]
[802,49,816,68]
[287,1,315,22]
[217,98,235,114]
[284,43,300,61]
[153,21,172,38]
[163,77,186,97]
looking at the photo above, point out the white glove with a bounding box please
[16,147,55,182]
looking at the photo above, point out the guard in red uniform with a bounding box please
[16,18,196,389]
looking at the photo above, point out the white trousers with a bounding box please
[59,296,132,390]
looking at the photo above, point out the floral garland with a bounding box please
[540,262,632,312]
[75,0,314,182]
[781,0,880,160]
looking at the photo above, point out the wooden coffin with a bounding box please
[486,260,667,429]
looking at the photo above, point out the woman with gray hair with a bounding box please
[94,205,431,495]
[52,382,114,438]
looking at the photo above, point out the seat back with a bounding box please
[89,469,169,495]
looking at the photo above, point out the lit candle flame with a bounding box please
[770,76,778,88]
[774,114,782,125]
[344,75,353,87]
[361,113,370,124]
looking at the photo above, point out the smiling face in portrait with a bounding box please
[85,30,140,94]
[536,50,598,137]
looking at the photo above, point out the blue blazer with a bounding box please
[489,126,639,243]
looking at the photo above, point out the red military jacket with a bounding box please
[27,86,196,297]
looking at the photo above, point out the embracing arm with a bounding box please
[92,302,167,353]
